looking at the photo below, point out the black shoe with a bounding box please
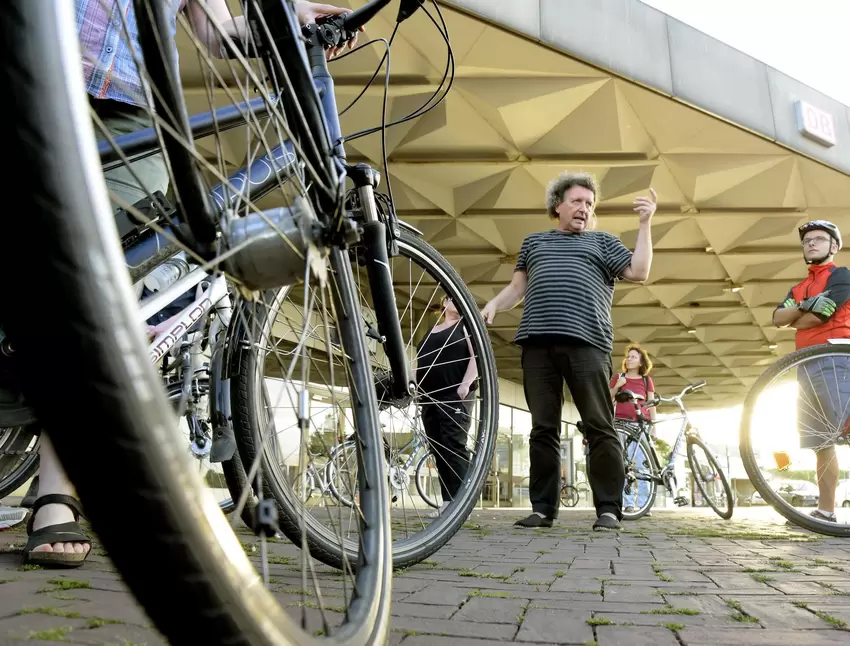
[514,514,553,528]
[593,514,621,531]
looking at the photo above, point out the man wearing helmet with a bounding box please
[773,220,850,523]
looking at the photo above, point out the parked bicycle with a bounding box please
[328,431,444,510]
[1,1,498,644]
[617,381,734,520]
[560,476,590,508]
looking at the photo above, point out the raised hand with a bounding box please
[633,188,657,224]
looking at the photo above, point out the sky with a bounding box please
[640,0,850,106]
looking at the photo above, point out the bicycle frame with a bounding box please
[106,1,418,462]
[625,381,705,495]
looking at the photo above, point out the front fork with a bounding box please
[350,165,413,399]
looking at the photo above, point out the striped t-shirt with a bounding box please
[514,229,633,352]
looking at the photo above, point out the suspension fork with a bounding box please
[350,164,413,399]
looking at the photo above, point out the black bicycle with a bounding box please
[617,382,734,521]
[0,1,498,644]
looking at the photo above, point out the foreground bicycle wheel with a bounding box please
[0,2,390,644]
[741,342,850,537]
[231,226,499,569]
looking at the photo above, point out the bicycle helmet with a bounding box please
[799,220,842,251]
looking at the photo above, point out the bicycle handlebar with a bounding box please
[340,0,394,32]
[315,0,426,49]
[642,380,706,409]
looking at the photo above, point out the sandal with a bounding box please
[23,494,91,568]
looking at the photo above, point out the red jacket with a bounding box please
[782,263,850,349]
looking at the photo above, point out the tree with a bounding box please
[654,437,673,464]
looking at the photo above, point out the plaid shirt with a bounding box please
[77,0,184,107]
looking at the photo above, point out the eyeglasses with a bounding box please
[802,236,831,247]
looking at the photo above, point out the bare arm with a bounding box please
[482,270,527,323]
[609,384,620,400]
[186,0,359,58]
[773,307,803,328]
[620,221,652,283]
[793,313,826,329]
[461,333,478,389]
[185,0,246,56]
[646,392,657,422]
[773,307,822,329]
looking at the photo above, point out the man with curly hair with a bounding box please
[482,172,656,531]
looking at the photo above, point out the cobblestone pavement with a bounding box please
[2,507,850,644]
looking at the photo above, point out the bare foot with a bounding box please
[30,503,91,557]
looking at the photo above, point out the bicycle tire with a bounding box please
[231,226,499,569]
[414,452,441,509]
[0,427,39,500]
[621,434,658,521]
[740,343,850,536]
[686,436,733,520]
[0,3,390,644]
[560,484,579,508]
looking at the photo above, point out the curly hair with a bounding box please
[545,171,600,226]
[620,343,653,376]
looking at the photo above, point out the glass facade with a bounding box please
[479,403,588,508]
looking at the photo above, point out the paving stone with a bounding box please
[5,508,850,644]
[400,637,522,646]
[451,596,526,623]
[661,593,735,615]
[391,603,457,620]
[509,567,563,584]
[679,627,843,645]
[391,616,516,640]
[402,584,471,606]
[595,625,682,646]
[515,608,594,644]
[660,568,717,583]
[767,580,836,595]
[54,623,169,645]
[602,585,667,603]
[725,599,827,629]
[591,611,745,628]
[0,614,89,641]
[549,576,602,593]
[529,599,668,613]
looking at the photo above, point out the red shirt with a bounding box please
[783,263,850,349]
[610,374,654,420]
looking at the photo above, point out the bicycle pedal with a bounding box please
[674,496,688,507]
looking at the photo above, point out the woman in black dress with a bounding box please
[416,295,478,517]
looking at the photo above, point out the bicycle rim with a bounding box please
[621,434,657,521]
[686,436,733,520]
[232,226,499,569]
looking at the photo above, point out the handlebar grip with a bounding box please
[693,380,706,389]
[341,0,393,32]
